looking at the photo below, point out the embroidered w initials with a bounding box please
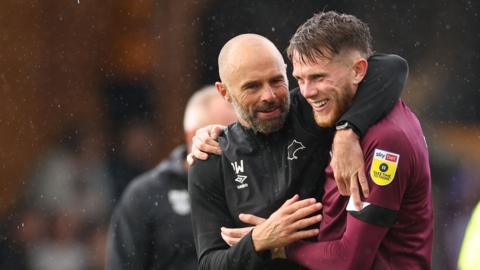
[231,160,244,174]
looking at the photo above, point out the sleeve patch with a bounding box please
[370,149,400,186]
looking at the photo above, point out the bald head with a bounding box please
[183,85,236,150]
[218,34,286,87]
[215,34,290,134]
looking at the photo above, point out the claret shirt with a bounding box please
[287,101,433,270]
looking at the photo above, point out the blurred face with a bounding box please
[292,52,358,128]
[220,47,290,134]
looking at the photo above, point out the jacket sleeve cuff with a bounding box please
[242,231,271,262]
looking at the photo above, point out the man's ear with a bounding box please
[215,82,231,102]
[352,58,368,84]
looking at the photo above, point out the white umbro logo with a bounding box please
[231,160,248,189]
[235,175,247,184]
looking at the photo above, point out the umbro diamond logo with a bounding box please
[235,175,247,184]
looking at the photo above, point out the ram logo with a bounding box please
[288,139,306,160]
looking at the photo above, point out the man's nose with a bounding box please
[260,86,277,102]
[301,81,317,99]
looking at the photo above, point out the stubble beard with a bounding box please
[231,94,290,134]
[313,89,355,128]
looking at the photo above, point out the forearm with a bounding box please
[198,232,270,270]
[287,215,387,270]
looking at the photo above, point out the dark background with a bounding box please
[0,0,478,269]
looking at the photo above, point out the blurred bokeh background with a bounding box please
[0,0,478,269]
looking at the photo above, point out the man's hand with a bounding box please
[331,129,369,210]
[250,195,322,252]
[221,226,254,246]
[220,214,265,246]
[187,124,225,165]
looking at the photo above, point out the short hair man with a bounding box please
[265,11,431,269]
[106,86,236,270]
[188,31,407,268]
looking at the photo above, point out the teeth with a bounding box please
[313,99,328,108]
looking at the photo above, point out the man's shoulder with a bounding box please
[188,154,223,188]
[117,167,165,208]
[362,101,428,177]
[220,122,257,155]
[363,101,419,146]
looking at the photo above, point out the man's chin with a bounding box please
[314,114,337,128]
[252,117,285,134]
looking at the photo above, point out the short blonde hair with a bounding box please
[183,85,221,132]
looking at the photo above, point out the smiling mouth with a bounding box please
[311,99,329,111]
[257,107,281,118]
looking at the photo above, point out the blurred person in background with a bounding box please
[27,125,113,222]
[108,120,158,201]
[12,125,113,270]
[106,85,237,270]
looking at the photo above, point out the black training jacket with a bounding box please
[107,145,197,270]
[188,54,409,270]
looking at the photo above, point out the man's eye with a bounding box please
[272,78,284,85]
[245,83,260,90]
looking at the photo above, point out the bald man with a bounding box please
[188,34,407,269]
[106,86,236,270]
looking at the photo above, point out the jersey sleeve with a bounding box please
[337,54,409,137]
[354,126,413,222]
[286,124,415,269]
[188,156,271,270]
[286,215,389,270]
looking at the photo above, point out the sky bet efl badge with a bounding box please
[370,149,400,186]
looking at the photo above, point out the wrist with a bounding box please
[251,228,266,252]
[334,128,359,142]
[335,121,361,138]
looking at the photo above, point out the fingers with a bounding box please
[221,231,240,246]
[335,176,350,196]
[350,172,363,211]
[210,125,226,139]
[280,194,300,208]
[291,214,322,230]
[221,226,254,246]
[239,213,266,225]
[186,153,196,166]
[191,144,208,160]
[281,197,317,215]
[221,226,253,238]
[190,125,223,159]
[357,168,369,198]
[289,202,322,221]
[289,228,320,242]
[331,159,350,196]
[193,135,221,156]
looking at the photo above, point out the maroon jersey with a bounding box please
[287,101,433,270]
